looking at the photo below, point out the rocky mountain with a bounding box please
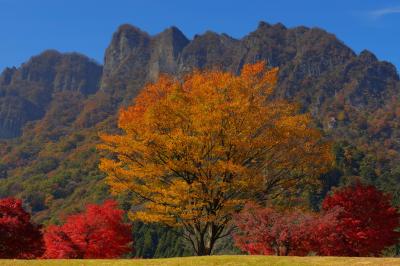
[0,21,399,257]
[0,50,102,138]
[100,25,189,99]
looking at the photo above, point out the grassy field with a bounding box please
[1,255,400,266]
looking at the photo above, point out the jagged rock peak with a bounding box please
[257,21,271,29]
[101,24,151,90]
[0,67,17,86]
[21,49,62,69]
[106,24,151,57]
[9,50,102,93]
[257,21,287,31]
[115,23,150,37]
[358,50,378,63]
[35,49,62,57]
[148,26,190,80]
[158,26,188,40]
[192,30,237,43]
[0,49,102,138]
[20,49,100,70]
[154,26,190,51]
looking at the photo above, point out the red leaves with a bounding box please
[0,197,44,259]
[234,183,400,256]
[319,183,400,256]
[233,203,319,256]
[43,200,132,259]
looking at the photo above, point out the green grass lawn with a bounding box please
[1,255,400,266]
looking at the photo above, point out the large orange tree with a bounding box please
[99,62,332,255]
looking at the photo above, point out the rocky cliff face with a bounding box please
[100,24,190,100]
[0,50,102,138]
[149,26,190,80]
[100,25,151,95]
[99,21,399,120]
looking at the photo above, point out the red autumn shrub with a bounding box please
[319,183,400,256]
[234,184,400,257]
[43,200,132,258]
[233,202,319,256]
[0,197,44,258]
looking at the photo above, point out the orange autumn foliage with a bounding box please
[98,62,332,255]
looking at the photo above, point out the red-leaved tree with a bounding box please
[0,197,44,258]
[43,200,132,259]
[233,202,321,256]
[234,184,400,257]
[319,183,400,256]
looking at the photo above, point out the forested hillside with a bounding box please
[0,21,399,257]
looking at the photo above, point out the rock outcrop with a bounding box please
[0,50,102,138]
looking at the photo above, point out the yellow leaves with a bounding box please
[131,210,176,226]
[241,61,266,79]
[98,62,332,230]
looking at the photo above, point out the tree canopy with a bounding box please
[0,197,44,258]
[43,200,132,259]
[99,62,332,255]
[319,183,400,256]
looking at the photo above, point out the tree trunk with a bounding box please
[183,220,228,256]
[278,245,289,256]
[192,224,218,256]
[195,238,213,256]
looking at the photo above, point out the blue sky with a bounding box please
[0,0,399,72]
